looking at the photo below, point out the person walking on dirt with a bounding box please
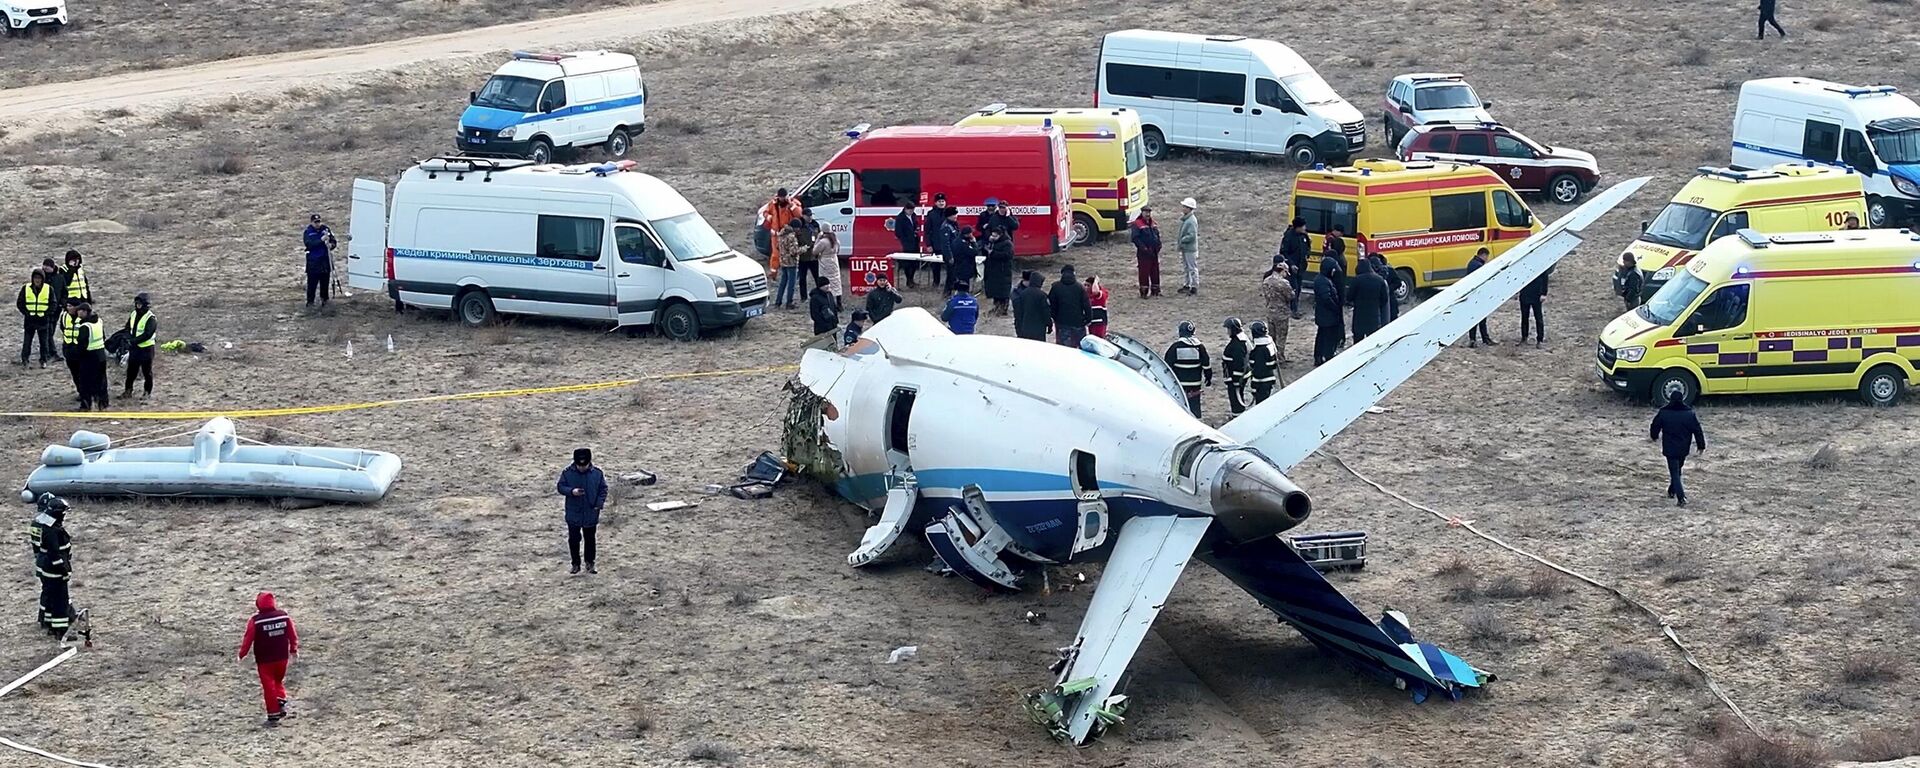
[1260,263,1294,364]
[238,592,299,726]
[1614,254,1645,310]
[1649,390,1706,506]
[864,277,902,324]
[1176,198,1201,295]
[123,292,157,400]
[1013,272,1051,342]
[1757,0,1785,39]
[302,215,337,309]
[775,217,811,310]
[60,250,91,306]
[18,269,55,368]
[1466,247,1497,348]
[1279,218,1311,317]
[1130,207,1162,298]
[556,448,608,575]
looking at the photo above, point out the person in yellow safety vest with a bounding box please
[60,301,87,408]
[80,304,109,411]
[17,269,56,368]
[123,292,157,400]
[61,250,91,305]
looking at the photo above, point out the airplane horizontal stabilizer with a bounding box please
[1200,535,1492,702]
[1217,177,1650,471]
[1044,515,1211,744]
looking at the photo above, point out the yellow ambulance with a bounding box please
[956,105,1150,246]
[1625,164,1865,301]
[1289,159,1540,300]
[1598,228,1920,406]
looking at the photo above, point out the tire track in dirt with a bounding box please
[0,0,865,139]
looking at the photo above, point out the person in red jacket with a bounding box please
[237,592,299,726]
[1084,274,1111,338]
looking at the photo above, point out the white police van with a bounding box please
[457,51,647,165]
[348,158,768,341]
[1732,77,1920,227]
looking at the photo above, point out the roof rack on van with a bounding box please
[1823,84,1899,98]
[1425,120,1502,128]
[1204,35,1248,42]
[1694,166,1778,182]
[421,156,533,180]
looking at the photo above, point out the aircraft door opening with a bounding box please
[886,387,917,471]
[1070,450,1109,555]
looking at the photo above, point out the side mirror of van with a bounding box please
[1640,220,1650,233]
[469,91,477,105]
[1482,100,1493,109]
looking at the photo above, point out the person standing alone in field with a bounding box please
[302,215,337,309]
[556,448,608,575]
[1465,247,1496,348]
[1130,207,1162,298]
[1518,266,1551,346]
[237,592,299,727]
[1757,0,1784,39]
[1649,390,1706,506]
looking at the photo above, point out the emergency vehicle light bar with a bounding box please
[1694,166,1777,182]
[589,160,639,176]
[510,51,579,62]
[845,123,872,140]
[1410,74,1465,83]
[978,103,1008,115]
[1827,85,1898,97]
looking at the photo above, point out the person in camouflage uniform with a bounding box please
[1259,262,1295,364]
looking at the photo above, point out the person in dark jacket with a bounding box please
[1757,0,1784,38]
[808,276,839,335]
[303,214,336,308]
[977,198,1019,238]
[1369,251,1402,321]
[1221,317,1251,415]
[1130,208,1162,298]
[982,228,1016,314]
[1319,232,1347,310]
[942,281,979,334]
[1347,260,1391,343]
[123,292,157,399]
[1164,322,1212,417]
[949,224,980,290]
[18,269,56,368]
[1614,254,1645,310]
[1279,218,1311,317]
[892,203,921,287]
[1012,272,1052,341]
[1518,266,1551,345]
[1048,265,1092,347]
[556,448,608,574]
[923,195,950,289]
[42,259,70,311]
[1312,273,1344,366]
[842,310,868,348]
[1466,247,1496,347]
[864,277,902,323]
[1648,390,1706,506]
[32,495,74,636]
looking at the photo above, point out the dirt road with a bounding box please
[0,0,863,139]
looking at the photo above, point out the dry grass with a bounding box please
[1838,652,1903,685]
[685,740,740,763]
[1842,719,1920,761]
[1700,733,1826,768]
[1805,443,1840,469]
[1604,648,1667,681]
[194,147,249,176]
[1460,607,1508,642]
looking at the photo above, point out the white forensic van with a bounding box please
[457,50,647,165]
[1731,77,1920,227]
[1095,30,1366,166]
[348,158,769,341]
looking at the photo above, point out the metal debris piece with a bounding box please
[886,646,918,664]
[622,471,658,486]
[727,481,774,500]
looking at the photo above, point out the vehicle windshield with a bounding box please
[1640,203,1718,250]
[1414,84,1479,111]
[1868,127,1920,164]
[472,75,545,113]
[651,212,731,261]
[1281,73,1342,106]
[1123,135,1146,175]
[1640,272,1709,326]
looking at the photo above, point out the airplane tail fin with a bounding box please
[1199,535,1492,701]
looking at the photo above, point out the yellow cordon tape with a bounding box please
[0,364,799,420]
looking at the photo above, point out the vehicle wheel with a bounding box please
[1286,140,1319,167]
[1858,364,1906,406]
[1,16,13,36]
[1141,127,1168,162]
[1652,369,1698,407]
[527,139,554,165]
[1070,213,1099,247]
[1866,196,1890,228]
[456,290,496,328]
[605,128,631,158]
[659,302,700,342]
[1549,174,1582,205]
[1393,268,1416,304]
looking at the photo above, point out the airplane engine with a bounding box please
[1204,449,1313,543]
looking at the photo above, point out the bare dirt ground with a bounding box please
[0,0,653,90]
[1,0,1918,766]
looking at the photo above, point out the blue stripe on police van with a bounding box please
[393,248,598,271]
[515,94,645,127]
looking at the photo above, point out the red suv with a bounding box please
[1397,122,1600,204]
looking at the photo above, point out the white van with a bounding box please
[1731,77,1920,227]
[1094,30,1366,166]
[457,51,647,166]
[348,158,768,341]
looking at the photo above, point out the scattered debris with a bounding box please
[726,482,773,500]
[621,471,657,486]
[385,334,396,353]
[645,500,695,513]
[344,340,354,358]
[1285,530,1369,571]
[886,646,918,664]
[1022,610,1046,624]
[43,219,131,236]
[1807,443,1841,470]
[742,451,789,484]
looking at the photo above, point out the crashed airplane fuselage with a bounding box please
[787,177,1649,744]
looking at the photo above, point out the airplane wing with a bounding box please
[1047,515,1212,744]
[1218,178,1649,469]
